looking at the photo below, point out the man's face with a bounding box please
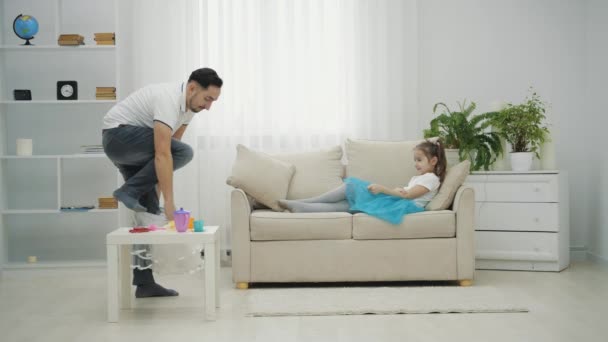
[187,82,221,113]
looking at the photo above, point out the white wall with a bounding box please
[418,0,589,251]
[586,0,608,262]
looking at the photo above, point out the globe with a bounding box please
[13,14,39,46]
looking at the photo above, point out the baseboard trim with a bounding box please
[587,251,608,266]
[570,246,588,261]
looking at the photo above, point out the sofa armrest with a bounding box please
[453,185,475,280]
[231,188,252,283]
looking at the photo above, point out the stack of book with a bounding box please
[98,197,118,209]
[80,145,104,154]
[96,87,116,100]
[94,32,115,45]
[58,34,85,46]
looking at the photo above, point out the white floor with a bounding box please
[1,261,607,342]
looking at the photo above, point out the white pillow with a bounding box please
[426,160,470,210]
[274,146,344,200]
[345,138,422,188]
[226,144,295,211]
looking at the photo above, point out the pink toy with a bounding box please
[147,224,165,231]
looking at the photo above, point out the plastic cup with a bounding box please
[174,208,191,233]
[194,220,204,232]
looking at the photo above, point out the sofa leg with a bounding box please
[236,282,249,290]
[459,279,473,287]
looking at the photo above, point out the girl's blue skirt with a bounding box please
[344,177,425,224]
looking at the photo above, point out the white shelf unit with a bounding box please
[0,0,121,271]
[0,45,115,50]
[465,171,570,271]
[0,154,109,159]
[0,100,116,104]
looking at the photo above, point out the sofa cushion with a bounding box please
[250,210,352,241]
[426,160,470,210]
[226,144,295,211]
[352,210,455,239]
[274,146,344,200]
[345,139,422,188]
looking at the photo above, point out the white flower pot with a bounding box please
[510,152,534,172]
[445,149,460,168]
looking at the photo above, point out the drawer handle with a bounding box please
[533,187,541,192]
[534,217,540,223]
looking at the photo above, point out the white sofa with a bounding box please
[228,139,475,288]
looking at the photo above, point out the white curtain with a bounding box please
[123,0,419,249]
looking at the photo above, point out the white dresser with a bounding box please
[464,171,570,271]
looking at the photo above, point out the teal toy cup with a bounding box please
[194,219,204,232]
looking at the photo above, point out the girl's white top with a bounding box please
[404,172,441,207]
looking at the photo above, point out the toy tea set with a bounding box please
[129,208,204,233]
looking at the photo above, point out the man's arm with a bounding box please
[172,124,188,141]
[154,121,176,220]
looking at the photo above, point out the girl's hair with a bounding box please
[415,139,447,182]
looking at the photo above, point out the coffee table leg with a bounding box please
[120,245,132,309]
[107,244,119,322]
[204,242,216,320]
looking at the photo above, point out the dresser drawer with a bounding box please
[466,174,558,202]
[475,231,558,262]
[475,202,559,232]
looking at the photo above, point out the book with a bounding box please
[95,40,115,45]
[98,197,118,209]
[59,34,85,40]
[58,40,85,46]
[94,32,115,38]
[61,206,94,212]
[80,144,104,153]
[96,87,116,93]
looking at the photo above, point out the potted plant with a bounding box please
[423,100,503,171]
[492,90,550,172]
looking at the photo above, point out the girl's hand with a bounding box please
[367,184,384,194]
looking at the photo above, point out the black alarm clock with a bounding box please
[57,81,78,100]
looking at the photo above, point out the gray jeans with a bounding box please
[103,124,193,285]
[102,124,193,214]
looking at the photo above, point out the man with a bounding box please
[102,68,222,297]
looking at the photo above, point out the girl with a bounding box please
[279,140,447,224]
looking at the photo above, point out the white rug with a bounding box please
[246,286,529,317]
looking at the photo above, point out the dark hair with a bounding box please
[415,139,447,183]
[188,68,223,89]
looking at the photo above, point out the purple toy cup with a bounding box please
[174,207,190,233]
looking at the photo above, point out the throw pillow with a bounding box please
[226,144,295,211]
[274,146,344,200]
[345,138,424,188]
[426,160,471,210]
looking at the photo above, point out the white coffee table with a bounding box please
[106,226,220,322]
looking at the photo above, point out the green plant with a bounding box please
[423,100,502,171]
[492,90,550,158]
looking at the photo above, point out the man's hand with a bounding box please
[165,201,176,221]
[367,184,385,195]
